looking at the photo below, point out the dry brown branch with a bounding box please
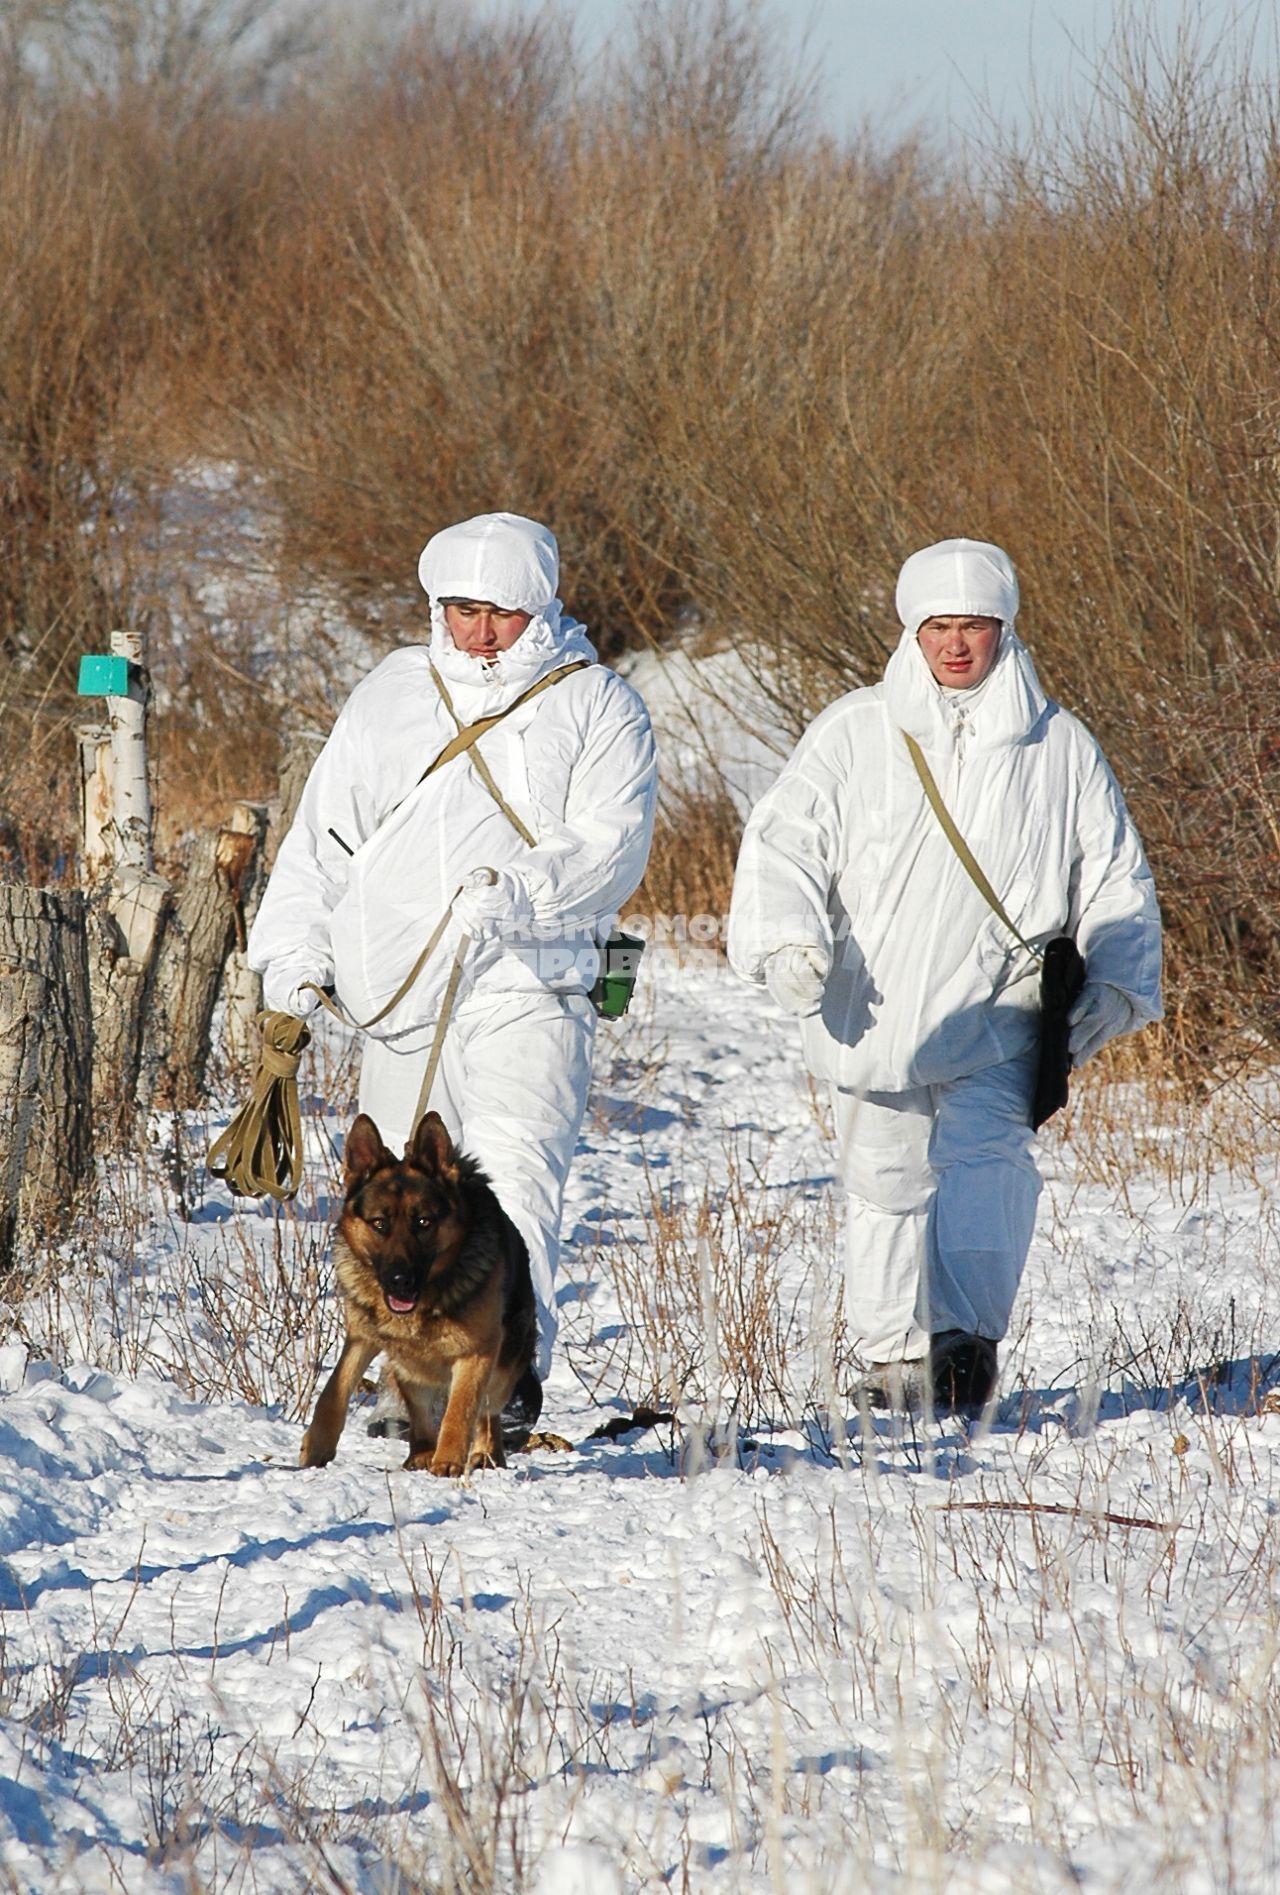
[944,1500,1174,1533]
[2,2,1277,1061]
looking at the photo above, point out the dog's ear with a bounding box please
[344,1113,395,1188]
[410,1111,458,1176]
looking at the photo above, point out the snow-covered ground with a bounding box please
[12,469,1280,1883]
[1,959,1278,1893]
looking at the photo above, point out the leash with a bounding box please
[299,867,499,1130]
[208,1010,313,1200]
[300,900,460,1034]
[212,662,590,1200]
[409,923,472,1130]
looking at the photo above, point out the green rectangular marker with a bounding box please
[77,654,133,696]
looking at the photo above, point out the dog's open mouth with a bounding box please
[385,1292,418,1315]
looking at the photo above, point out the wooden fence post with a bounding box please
[77,631,172,1141]
[0,888,94,1275]
[220,802,272,1070]
[74,633,276,1128]
[86,869,171,1140]
[139,801,270,1110]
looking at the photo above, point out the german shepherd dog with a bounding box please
[300,1111,536,1475]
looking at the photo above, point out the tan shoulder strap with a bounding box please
[901,729,1042,964]
[302,660,591,1038]
[425,658,590,848]
[424,660,590,779]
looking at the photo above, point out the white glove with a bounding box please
[764,945,828,1016]
[452,867,533,940]
[262,969,323,1018]
[1068,981,1134,1066]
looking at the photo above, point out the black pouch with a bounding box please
[1032,936,1087,1132]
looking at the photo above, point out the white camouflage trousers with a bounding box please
[833,1051,1041,1365]
[356,988,597,1380]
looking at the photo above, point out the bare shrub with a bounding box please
[630,779,742,943]
[5,1109,348,1418]
[2,0,316,102]
[1115,661,1280,1052]
[0,68,295,862]
[0,106,146,730]
[598,1135,842,1429]
[2,2,1277,1060]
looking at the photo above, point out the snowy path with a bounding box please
[1,963,1278,1892]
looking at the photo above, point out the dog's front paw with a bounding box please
[426,1451,467,1478]
[300,1430,336,1467]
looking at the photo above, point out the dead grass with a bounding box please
[1055,1022,1280,1205]
[591,1134,843,1430]
[630,779,743,944]
[2,1,1278,1056]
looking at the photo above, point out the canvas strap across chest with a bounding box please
[901,729,1041,963]
[423,658,590,843]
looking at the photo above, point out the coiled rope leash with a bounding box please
[209,874,493,1201]
[210,656,591,1199]
[207,1010,313,1201]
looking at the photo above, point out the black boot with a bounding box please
[500,1365,543,1452]
[930,1331,998,1415]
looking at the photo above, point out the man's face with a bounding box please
[916,615,1002,688]
[444,599,533,657]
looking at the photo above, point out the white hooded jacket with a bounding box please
[248,514,657,1051]
[728,542,1162,1091]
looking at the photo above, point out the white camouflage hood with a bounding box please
[885,536,1047,749]
[894,537,1020,637]
[417,511,595,710]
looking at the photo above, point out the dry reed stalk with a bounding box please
[2,3,1276,1060]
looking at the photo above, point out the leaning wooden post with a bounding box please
[220,802,272,1071]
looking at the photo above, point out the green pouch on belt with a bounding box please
[590,929,646,1018]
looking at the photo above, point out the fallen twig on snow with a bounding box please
[943,1499,1173,1532]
